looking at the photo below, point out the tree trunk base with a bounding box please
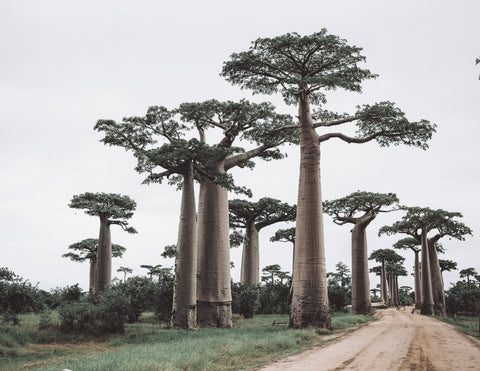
[352,302,372,316]
[171,305,196,329]
[289,302,332,329]
[420,304,434,315]
[196,301,232,328]
[433,305,446,317]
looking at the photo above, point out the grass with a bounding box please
[435,314,480,338]
[0,311,375,370]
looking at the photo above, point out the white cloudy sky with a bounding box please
[1,0,479,292]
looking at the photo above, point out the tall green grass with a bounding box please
[435,315,480,338]
[1,311,375,371]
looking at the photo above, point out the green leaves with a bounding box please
[379,206,472,241]
[69,192,137,224]
[323,191,399,223]
[229,197,296,230]
[222,30,376,105]
[354,102,436,149]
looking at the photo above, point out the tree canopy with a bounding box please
[62,238,126,262]
[69,192,137,233]
[323,191,399,225]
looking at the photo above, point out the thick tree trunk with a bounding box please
[381,260,388,305]
[95,215,111,293]
[351,224,372,315]
[196,171,232,328]
[420,230,434,315]
[89,258,96,292]
[240,221,260,285]
[290,93,331,329]
[428,239,446,317]
[171,162,197,329]
[413,250,422,309]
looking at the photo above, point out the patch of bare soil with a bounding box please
[260,307,480,370]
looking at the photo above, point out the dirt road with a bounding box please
[260,308,480,370]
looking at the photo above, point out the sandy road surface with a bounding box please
[260,308,480,370]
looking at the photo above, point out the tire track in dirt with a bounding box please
[260,308,480,370]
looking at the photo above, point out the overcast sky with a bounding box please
[1,0,479,292]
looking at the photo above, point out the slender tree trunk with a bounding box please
[381,260,388,305]
[394,276,399,306]
[413,250,422,309]
[240,221,260,285]
[95,215,111,293]
[290,93,331,329]
[196,170,232,328]
[171,162,197,329]
[89,258,96,292]
[420,230,434,315]
[428,239,446,316]
[351,223,372,315]
[387,274,393,306]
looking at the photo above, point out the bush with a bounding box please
[58,289,130,334]
[231,283,259,318]
[113,276,157,323]
[0,268,45,324]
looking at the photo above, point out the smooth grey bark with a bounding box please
[351,223,372,315]
[196,174,232,328]
[381,260,388,305]
[89,258,96,292]
[428,239,446,316]
[420,231,434,315]
[290,93,331,329]
[171,162,197,329]
[413,250,422,309]
[240,221,260,285]
[95,215,112,293]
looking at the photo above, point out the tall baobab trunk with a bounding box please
[95,215,111,293]
[240,221,260,285]
[196,173,232,328]
[420,230,434,315]
[381,260,388,305]
[413,250,422,309]
[89,258,97,292]
[290,93,331,329]
[351,223,372,315]
[171,162,197,329]
[428,239,446,316]
[387,274,393,305]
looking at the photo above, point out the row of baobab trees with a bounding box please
[67,29,444,330]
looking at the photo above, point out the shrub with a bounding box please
[0,267,45,324]
[231,283,259,318]
[58,289,130,334]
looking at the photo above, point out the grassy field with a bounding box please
[435,315,480,339]
[0,311,375,370]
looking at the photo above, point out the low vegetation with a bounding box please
[0,311,375,370]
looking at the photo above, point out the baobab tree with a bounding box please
[323,191,399,315]
[222,30,435,328]
[96,101,295,328]
[460,268,478,294]
[96,107,234,329]
[140,264,163,279]
[69,192,137,293]
[117,266,132,282]
[177,100,296,327]
[62,238,126,290]
[439,259,457,276]
[63,239,126,291]
[386,262,408,306]
[369,249,404,306]
[270,227,296,279]
[393,237,422,309]
[380,207,472,316]
[229,197,296,284]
